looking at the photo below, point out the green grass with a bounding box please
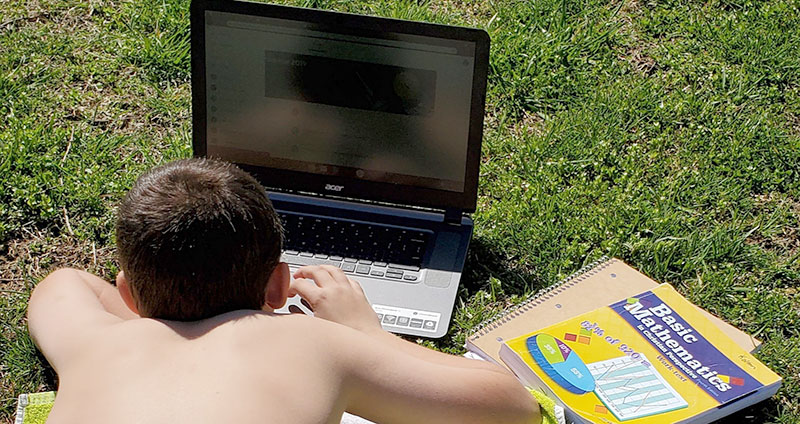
[1,0,799,422]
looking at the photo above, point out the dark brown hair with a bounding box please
[116,158,283,321]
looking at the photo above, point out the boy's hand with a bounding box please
[290,265,382,334]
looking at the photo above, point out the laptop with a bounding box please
[190,0,489,338]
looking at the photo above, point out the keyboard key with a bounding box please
[383,315,397,325]
[314,253,328,259]
[370,270,385,277]
[409,318,423,328]
[284,250,299,255]
[423,320,436,330]
[329,255,343,261]
[356,265,370,274]
[344,258,358,263]
[386,271,403,279]
[403,274,418,281]
[299,252,314,257]
[373,262,388,267]
[284,256,340,268]
[358,259,373,265]
[388,263,420,272]
[341,263,356,273]
[397,316,410,326]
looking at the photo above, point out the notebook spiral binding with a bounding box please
[472,256,614,339]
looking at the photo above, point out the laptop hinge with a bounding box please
[443,208,463,225]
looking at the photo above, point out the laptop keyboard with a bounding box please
[279,212,430,282]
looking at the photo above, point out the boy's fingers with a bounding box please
[293,266,338,287]
[289,278,320,304]
[292,265,325,281]
[319,265,351,285]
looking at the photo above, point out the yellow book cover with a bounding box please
[500,284,781,424]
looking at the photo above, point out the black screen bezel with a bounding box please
[191,0,489,213]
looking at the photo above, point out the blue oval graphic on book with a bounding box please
[527,334,595,394]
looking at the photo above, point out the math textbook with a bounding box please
[499,284,781,424]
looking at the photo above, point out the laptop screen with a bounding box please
[203,10,477,193]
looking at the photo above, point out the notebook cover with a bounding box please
[467,258,760,366]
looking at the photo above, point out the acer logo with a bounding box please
[324,184,344,192]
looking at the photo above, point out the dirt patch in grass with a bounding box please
[0,229,118,294]
[510,111,545,138]
[615,0,661,76]
[789,112,800,137]
[746,194,800,260]
[622,45,659,75]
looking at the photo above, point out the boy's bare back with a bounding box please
[30,267,539,424]
[27,160,540,423]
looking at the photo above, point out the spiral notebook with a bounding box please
[466,257,760,367]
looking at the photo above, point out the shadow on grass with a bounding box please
[461,235,548,297]
[35,350,57,392]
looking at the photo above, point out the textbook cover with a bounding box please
[499,284,782,424]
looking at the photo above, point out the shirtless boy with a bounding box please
[28,158,540,424]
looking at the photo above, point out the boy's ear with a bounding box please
[264,262,290,310]
[116,271,140,316]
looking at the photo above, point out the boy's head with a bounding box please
[116,158,285,321]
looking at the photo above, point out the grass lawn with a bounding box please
[1,0,798,422]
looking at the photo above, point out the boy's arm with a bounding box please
[28,268,138,371]
[337,327,540,424]
[291,266,541,424]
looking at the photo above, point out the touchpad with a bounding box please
[423,231,460,288]
[425,269,452,288]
